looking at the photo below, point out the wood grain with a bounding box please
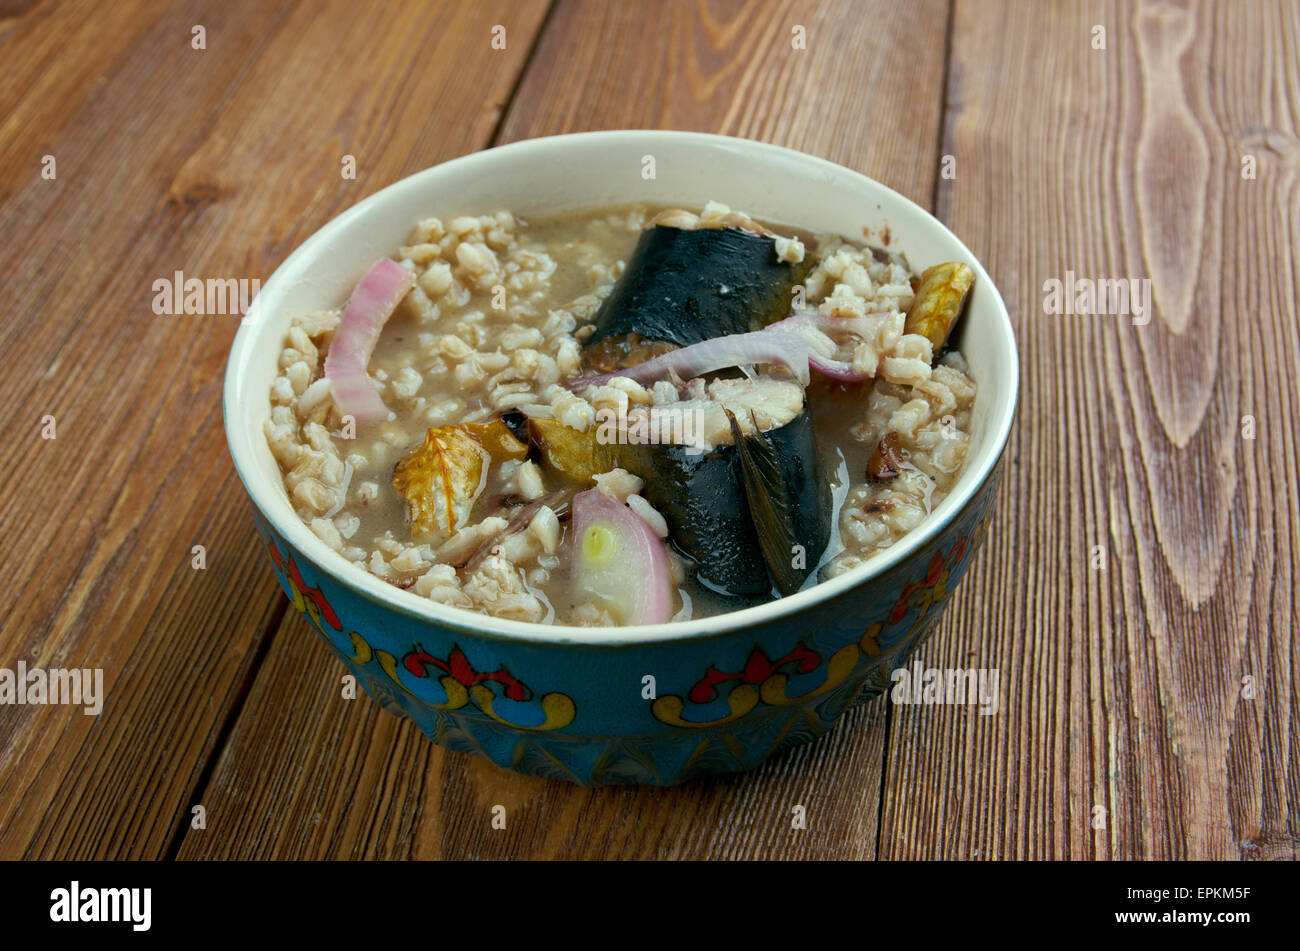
[174,0,951,860]
[878,0,1300,860]
[495,0,948,208]
[0,0,550,859]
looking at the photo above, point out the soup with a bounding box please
[264,202,977,626]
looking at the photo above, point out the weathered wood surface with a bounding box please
[0,0,550,859]
[1,0,1293,861]
[877,0,1299,861]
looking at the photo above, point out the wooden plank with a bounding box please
[176,0,952,860]
[495,0,945,208]
[878,0,1300,860]
[0,0,551,859]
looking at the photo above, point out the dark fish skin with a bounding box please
[499,408,531,447]
[730,410,832,597]
[634,411,830,600]
[585,225,812,348]
[636,442,771,597]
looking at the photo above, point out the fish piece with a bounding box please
[728,409,831,597]
[639,440,769,596]
[585,224,812,348]
[528,376,829,599]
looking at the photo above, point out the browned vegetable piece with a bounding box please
[462,420,529,464]
[865,432,906,483]
[393,426,490,544]
[904,262,974,355]
[527,417,619,484]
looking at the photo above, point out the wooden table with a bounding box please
[1,0,1295,861]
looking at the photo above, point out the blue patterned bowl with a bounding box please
[224,132,1018,785]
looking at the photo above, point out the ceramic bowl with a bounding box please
[223,131,1018,785]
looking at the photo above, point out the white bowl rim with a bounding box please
[224,130,1018,647]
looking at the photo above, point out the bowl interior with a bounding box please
[224,131,1018,645]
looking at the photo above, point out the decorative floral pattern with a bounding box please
[251,465,997,785]
[263,539,575,731]
[268,540,340,632]
[688,644,821,704]
[652,536,972,729]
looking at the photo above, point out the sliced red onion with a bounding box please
[769,312,890,381]
[568,329,810,390]
[323,259,415,423]
[570,489,672,626]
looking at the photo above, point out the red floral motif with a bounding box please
[887,538,968,624]
[654,532,980,729]
[403,646,531,702]
[268,544,341,631]
[688,644,821,705]
[262,538,574,731]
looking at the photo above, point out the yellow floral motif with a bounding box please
[469,684,576,732]
[652,684,760,728]
[758,643,860,707]
[652,536,971,730]
[652,643,858,729]
[264,540,575,731]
